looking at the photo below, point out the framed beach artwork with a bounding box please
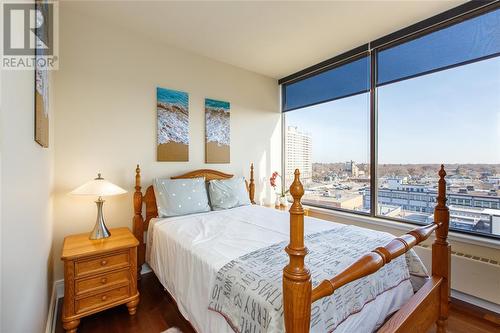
[157,87,189,161]
[34,0,50,148]
[205,98,230,163]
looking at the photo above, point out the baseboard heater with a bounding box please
[414,244,500,313]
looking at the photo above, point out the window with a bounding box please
[283,56,370,214]
[377,57,500,236]
[376,8,500,238]
[281,3,500,239]
[284,93,370,213]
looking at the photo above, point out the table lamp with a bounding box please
[70,173,127,240]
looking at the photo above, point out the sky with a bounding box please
[285,56,500,164]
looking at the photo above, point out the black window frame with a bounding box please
[279,0,500,240]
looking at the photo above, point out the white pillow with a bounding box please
[208,177,251,210]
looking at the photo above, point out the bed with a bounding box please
[132,164,451,333]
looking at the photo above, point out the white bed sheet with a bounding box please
[147,205,414,333]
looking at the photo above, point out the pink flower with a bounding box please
[269,171,280,188]
[269,171,290,196]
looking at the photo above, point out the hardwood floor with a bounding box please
[56,273,499,333]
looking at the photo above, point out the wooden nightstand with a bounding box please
[61,227,140,333]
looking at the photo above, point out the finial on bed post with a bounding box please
[249,163,256,204]
[135,165,141,190]
[283,169,311,333]
[432,165,450,333]
[133,164,145,280]
[434,165,449,241]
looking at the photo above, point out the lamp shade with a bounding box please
[70,173,127,197]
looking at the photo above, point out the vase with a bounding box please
[275,196,281,208]
[279,195,288,207]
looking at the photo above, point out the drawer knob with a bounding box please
[100,260,107,266]
[100,278,107,284]
[101,295,107,301]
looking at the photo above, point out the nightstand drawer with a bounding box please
[76,269,130,296]
[75,251,129,277]
[75,285,130,314]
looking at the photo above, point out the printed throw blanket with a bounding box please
[208,225,428,333]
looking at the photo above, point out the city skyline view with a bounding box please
[285,56,500,165]
[284,122,500,237]
[284,55,500,238]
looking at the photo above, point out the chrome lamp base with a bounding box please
[89,197,111,240]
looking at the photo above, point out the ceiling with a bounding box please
[66,0,466,79]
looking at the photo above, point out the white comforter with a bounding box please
[147,205,416,333]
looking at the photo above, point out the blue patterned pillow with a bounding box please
[153,177,211,217]
[208,177,251,210]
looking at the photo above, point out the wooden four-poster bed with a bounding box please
[132,164,450,333]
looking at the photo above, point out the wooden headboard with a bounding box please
[133,164,256,273]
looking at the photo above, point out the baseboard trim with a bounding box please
[55,279,64,298]
[45,279,64,333]
[44,282,56,333]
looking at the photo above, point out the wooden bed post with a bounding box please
[283,169,311,333]
[133,164,145,280]
[249,163,256,204]
[432,165,451,333]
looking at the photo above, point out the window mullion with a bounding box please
[370,49,378,217]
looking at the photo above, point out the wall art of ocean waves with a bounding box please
[157,102,189,145]
[206,107,229,146]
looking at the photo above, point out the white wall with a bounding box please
[0,71,55,331]
[52,4,280,280]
